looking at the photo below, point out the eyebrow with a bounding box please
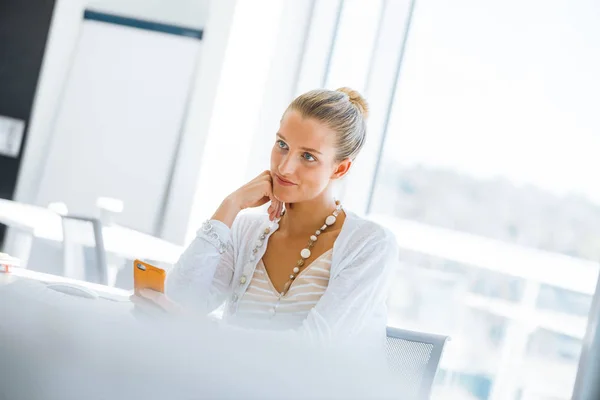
[276,133,323,155]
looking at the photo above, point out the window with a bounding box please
[309,0,600,398]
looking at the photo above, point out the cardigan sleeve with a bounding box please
[166,218,241,313]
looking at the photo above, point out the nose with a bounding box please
[278,153,296,176]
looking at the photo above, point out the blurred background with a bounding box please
[1,0,599,399]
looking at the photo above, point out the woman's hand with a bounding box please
[212,171,284,227]
[130,289,183,317]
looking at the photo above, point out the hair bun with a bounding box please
[336,87,369,119]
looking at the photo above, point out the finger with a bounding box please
[258,196,270,207]
[262,182,276,214]
[139,288,162,302]
[247,170,270,186]
[140,289,181,314]
[263,178,274,194]
[249,179,273,199]
[271,200,281,221]
[130,295,166,318]
[268,201,276,221]
[264,173,274,188]
[255,170,271,181]
[138,289,170,311]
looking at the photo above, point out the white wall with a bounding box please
[35,20,202,234]
[12,0,315,249]
[15,0,209,206]
[158,0,239,243]
[180,0,316,244]
[12,0,211,241]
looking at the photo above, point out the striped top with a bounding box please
[233,249,333,330]
[168,210,399,343]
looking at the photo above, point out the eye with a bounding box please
[276,139,288,149]
[302,152,316,162]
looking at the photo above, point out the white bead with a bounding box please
[300,248,311,259]
[256,239,263,247]
[293,267,300,274]
[326,215,336,226]
[333,210,339,217]
[315,230,321,236]
[310,235,317,242]
[321,224,327,231]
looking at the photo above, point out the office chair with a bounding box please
[385,326,449,399]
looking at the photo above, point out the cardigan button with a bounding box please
[240,275,247,284]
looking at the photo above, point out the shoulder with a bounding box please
[331,210,399,280]
[341,210,397,250]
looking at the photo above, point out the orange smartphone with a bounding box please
[133,259,166,294]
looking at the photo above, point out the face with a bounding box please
[270,110,351,203]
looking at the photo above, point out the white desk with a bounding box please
[0,267,131,302]
[0,198,184,265]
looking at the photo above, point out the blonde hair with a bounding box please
[285,87,369,161]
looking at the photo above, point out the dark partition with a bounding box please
[0,0,56,247]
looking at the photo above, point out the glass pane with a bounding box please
[325,0,384,92]
[370,0,600,399]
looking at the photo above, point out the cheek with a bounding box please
[301,165,331,190]
[270,147,280,167]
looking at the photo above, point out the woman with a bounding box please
[137,87,399,344]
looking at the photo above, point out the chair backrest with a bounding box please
[385,326,449,400]
[61,215,108,285]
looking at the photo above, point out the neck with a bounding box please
[278,193,339,237]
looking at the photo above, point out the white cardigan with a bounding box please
[166,210,399,344]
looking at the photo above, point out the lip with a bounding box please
[274,174,297,186]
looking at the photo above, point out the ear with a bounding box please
[331,158,352,180]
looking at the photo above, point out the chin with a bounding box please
[272,186,296,203]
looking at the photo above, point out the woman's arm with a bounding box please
[137,170,283,315]
[165,218,237,313]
